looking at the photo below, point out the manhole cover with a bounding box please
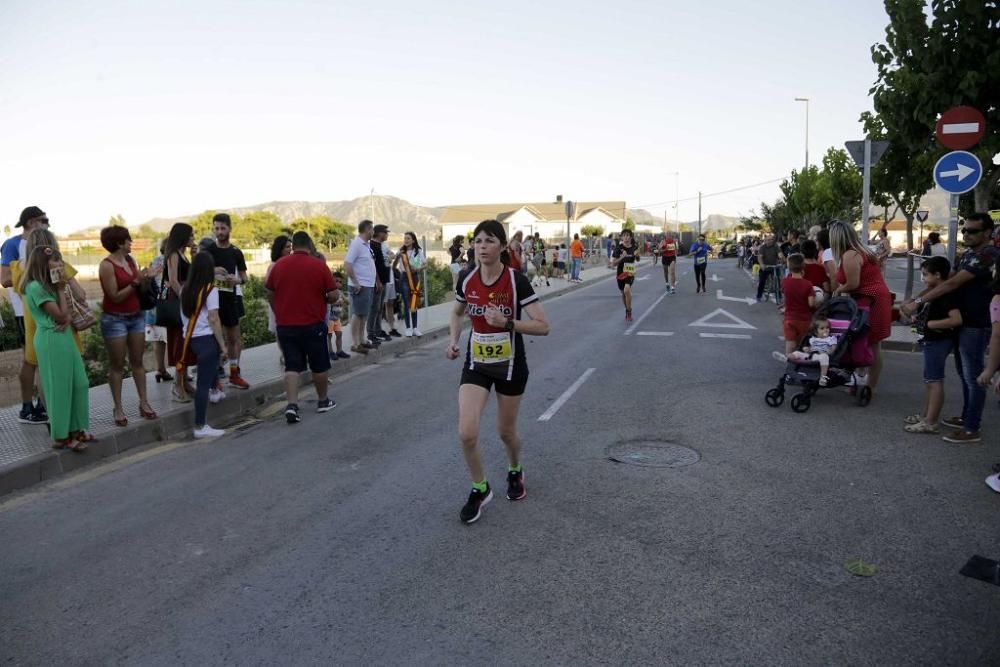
[606,441,700,468]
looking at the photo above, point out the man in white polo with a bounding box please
[344,219,377,354]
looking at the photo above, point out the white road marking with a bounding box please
[538,368,596,422]
[636,331,675,336]
[716,289,755,305]
[942,122,979,134]
[709,274,722,282]
[699,333,752,339]
[688,308,757,330]
[636,276,650,281]
[624,292,669,335]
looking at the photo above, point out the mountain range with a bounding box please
[95,195,741,237]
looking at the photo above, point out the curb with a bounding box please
[0,268,621,498]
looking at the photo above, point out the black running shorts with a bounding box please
[218,293,245,327]
[616,277,634,292]
[460,364,529,396]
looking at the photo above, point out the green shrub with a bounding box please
[241,293,276,348]
[425,258,454,306]
[80,313,112,387]
[0,299,21,352]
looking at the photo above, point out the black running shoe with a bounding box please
[336,351,351,359]
[460,484,493,523]
[317,398,336,413]
[17,407,47,425]
[506,469,526,501]
[285,403,301,424]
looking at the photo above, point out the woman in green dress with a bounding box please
[19,245,92,451]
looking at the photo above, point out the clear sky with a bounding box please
[0,0,893,235]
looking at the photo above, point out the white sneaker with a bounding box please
[771,351,788,363]
[404,328,414,337]
[413,328,423,337]
[193,425,225,439]
[209,388,226,404]
[986,473,1000,494]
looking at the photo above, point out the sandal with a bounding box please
[52,438,73,450]
[903,414,924,425]
[72,431,97,443]
[905,421,939,434]
[139,404,158,420]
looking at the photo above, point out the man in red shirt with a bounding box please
[265,231,339,424]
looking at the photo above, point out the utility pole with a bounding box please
[369,188,375,223]
[697,191,702,236]
[795,97,810,170]
[673,171,679,234]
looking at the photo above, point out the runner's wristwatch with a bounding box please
[504,318,515,332]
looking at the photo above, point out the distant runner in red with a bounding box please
[659,233,678,294]
[447,220,550,524]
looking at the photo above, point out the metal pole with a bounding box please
[804,100,809,170]
[946,195,959,265]
[697,191,702,236]
[861,139,872,243]
[673,171,679,233]
[795,97,809,170]
[421,236,429,309]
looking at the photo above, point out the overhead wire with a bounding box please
[416,175,788,219]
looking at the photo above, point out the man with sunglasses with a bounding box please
[902,213,998,444]
[1,206,52,424]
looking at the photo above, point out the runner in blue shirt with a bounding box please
[688,234,712,293]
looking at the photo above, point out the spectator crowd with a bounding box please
[2,205,998,499]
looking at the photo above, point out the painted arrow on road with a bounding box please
[709,274,722,282]
[716,289,755,305]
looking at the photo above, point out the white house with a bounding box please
[439,201,627,243]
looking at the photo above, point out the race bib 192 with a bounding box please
[471,331,512,364]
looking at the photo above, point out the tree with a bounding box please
[290,216,352,251]
[108,214,126,227]
[757,147,863,234]
[580,224,605,237]
[868,0,1000,213]
[622,219,636,231]
[241,211,285,246]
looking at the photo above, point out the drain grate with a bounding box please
[606,440,700,468]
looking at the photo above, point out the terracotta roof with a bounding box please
[440,201,626,224]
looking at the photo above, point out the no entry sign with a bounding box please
[936,106,986,150]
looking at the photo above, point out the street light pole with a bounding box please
[673,171,679,234]
[794,97,809,170]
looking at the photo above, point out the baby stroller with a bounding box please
[765,296,873,413]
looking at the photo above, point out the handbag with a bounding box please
[155,277,181,328]
[137,277,158,311]
[65,285,97,331]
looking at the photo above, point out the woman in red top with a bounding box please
[507,230,524,273]
[99,225,156,426]
[830,220,893,393]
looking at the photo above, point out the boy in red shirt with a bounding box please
[780,253,817,354]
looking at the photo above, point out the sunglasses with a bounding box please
[961,227,984,235]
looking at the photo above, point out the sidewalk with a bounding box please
[0,261,629,496]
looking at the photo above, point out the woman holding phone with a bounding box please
[20,246,92,451]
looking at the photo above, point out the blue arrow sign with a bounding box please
[934,150,983,194]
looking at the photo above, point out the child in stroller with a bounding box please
[765,296,872,412]
[772,317,838,386]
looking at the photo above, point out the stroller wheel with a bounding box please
[791,393,811,413]
[857,386,872,407]
[765,388,784,408]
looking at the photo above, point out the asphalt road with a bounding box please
[2,258,999,666]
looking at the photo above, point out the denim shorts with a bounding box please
[921,337,954,383]
[100,311,145,339]
[349,286,374,319]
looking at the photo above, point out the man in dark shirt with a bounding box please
[366,224,390,346]
[902,212,999,443]
[756,234,782,302]
[208,213,250,389]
